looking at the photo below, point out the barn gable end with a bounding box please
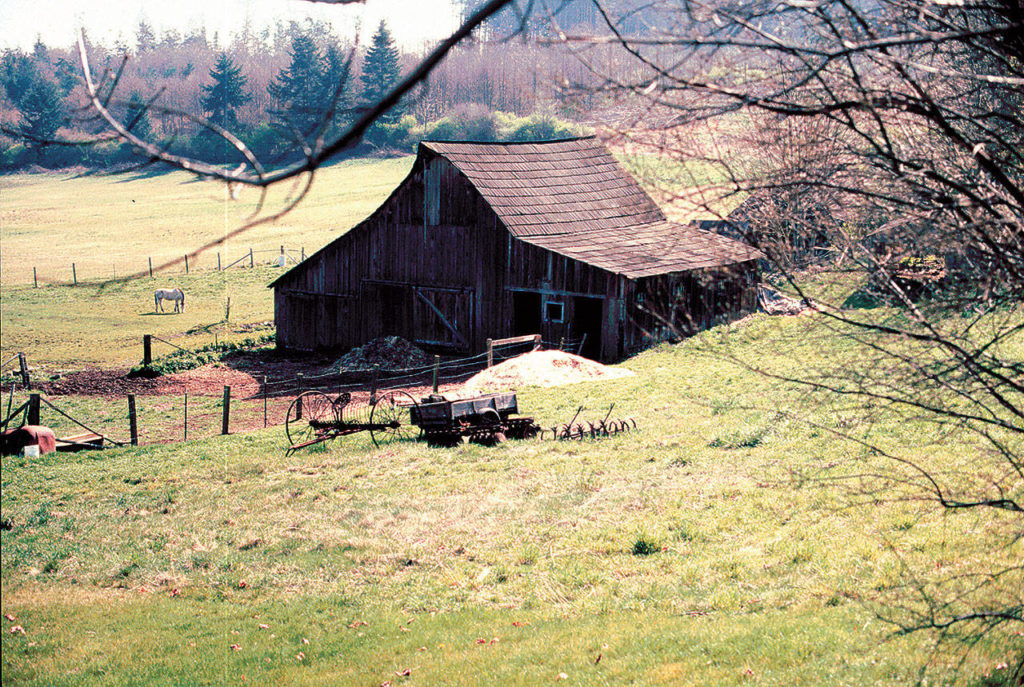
[271,137,762,361]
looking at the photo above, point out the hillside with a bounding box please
[2,311,1020,685]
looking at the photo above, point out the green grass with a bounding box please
[0,266,282,370]
[3,312,1020,685]
[0,156,413,287]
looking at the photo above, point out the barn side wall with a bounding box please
[622,260,760,355]
[274,154,513,354]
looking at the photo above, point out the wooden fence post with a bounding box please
[432,356,440,393]
[225,297,230,321]
[296,373,304,419]
[221,385,231,435]
[217,252,222,271]
[370,365,380,404]
[148,257,153,278]
[486,339,494,368]
[143,335,152,367]
[128,395,138,446]
[263,375,268,428]
[72,263,77,286]
[183,392,188,441]
[28,393,40,425]
[184,255,189,274]
[18,352,30,389]
[33,267,38,288]
[249,248,254,268]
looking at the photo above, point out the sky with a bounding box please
[0,0,464,52]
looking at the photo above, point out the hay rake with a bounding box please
[285,389,418,454]
[548,404,637,440]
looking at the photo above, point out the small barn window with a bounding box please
[544,301,564,323]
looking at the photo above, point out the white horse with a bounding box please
[154,287,186,313]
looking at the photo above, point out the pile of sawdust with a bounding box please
[462,350,633,394]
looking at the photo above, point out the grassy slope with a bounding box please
[2,314,1020,685]
[0,157,413,286]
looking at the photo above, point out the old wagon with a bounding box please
[411,392,540,446]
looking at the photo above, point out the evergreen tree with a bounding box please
[359,21,402,122]
[136,21,156,53]
[124,91,151,139]
[321,41,353,127]
[19,78,65,144]
[200,52,250,129]
[268,32,325,136]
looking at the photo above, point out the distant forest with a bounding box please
[0,3,648,173]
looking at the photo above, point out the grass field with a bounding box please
[0,157,414,288]
[2,312,1021,685]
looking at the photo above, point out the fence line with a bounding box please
[8,246,307,289]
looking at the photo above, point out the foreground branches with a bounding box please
[560,0,1023,672]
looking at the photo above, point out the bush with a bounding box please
[631,536,661,556]
[364,114,418,152]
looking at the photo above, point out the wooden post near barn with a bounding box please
[128,395,138,446]
[221,386,231,435]
[18,353,30,389]
[295,374,304,419]
[263,376,268,428]
[143,335,152,367]
[27,394,40,426]
[486,339,494,368]
[370,365,380,404]
[72,263,77,286]
[432,356,440,394]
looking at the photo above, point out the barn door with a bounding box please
[413,287,474,350]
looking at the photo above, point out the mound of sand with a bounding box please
[462,350,634,394]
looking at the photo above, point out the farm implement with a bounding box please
[549,404,637,440]
[413,392,541,446]
[284,390,417,454]
[284,390,541,452]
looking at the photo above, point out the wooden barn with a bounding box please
[270,137,762,362]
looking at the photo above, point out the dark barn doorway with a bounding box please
[573,296,603,359]
[512,291,542,336]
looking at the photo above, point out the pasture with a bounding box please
[2,312,1020,685]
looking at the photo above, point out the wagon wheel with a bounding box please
[369,390,419,447]
[285,390,336,448]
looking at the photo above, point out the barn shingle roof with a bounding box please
[421,138,761,279]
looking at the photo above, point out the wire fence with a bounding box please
[1,335,585,450]
[7,246,307,289]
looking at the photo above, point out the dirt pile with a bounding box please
[462,350,634,394]
[337,336,433,371]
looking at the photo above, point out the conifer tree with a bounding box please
[200,52,250,130]
[124,91,151,139]
[359,21,402,122]
[268,32,325,137]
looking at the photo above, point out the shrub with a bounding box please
[631,536,660,556]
